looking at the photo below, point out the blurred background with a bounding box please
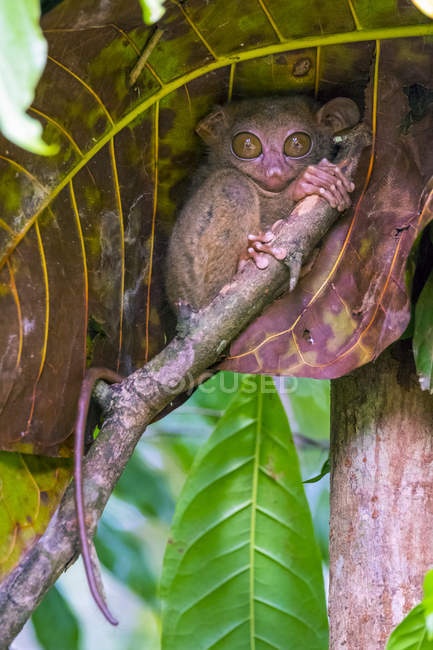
[12,373,330,650]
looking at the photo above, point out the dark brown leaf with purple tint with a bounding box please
[222,40,433,378]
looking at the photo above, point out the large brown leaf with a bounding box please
[2,1,432,455]
[223,38,433,377]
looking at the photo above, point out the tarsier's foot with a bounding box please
[292,158,355,211]
[247,229,286,269]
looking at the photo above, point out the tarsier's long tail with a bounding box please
[74,367,123,625]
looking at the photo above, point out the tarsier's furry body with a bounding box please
[166,95,359,310]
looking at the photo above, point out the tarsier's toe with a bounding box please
[254,242,286,260]
[248,231,274,245]
[248,247,270,269]
[247,226,287,265]
[271,219,284,233]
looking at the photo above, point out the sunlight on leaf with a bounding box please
[0,0,58,154]
[410,0,433,19]
[138,0,166,24]
[423,571,433,640]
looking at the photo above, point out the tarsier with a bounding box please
[166,95,360,311]
[75,94,360,624]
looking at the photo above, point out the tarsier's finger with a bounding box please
[302,170,350,211]
[319,158,355,191]
[318,186,341,209]
[332,180,351,209]
[303,166,347,193]
[248,247,269,269]
[323,178,350,210]
[297,181,337,208]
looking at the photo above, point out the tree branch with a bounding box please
[0,124,370,645]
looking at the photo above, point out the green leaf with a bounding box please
[0,0,57,154]
[288,378,330,441]
[95,518,158,604]
[303,458,330,483]
[413,270,433,392]
[161,375,328,649]
[32,585,80,650]
[138,0,166,24]
[311,487,330,565]
[387,571,433,648]
[387,605,433,649]
[423,571,433,640]
[114,451,175,522]
[0,453,71,582]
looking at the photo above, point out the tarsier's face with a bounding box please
[198,96,358,194]
[229,123,317,193]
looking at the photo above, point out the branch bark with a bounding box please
[0,125,369,646]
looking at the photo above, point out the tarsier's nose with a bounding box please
[266,165,283,178]
[264,151,284,179]
[260,152,288,191]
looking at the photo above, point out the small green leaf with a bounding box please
[138,0,166,23]
[161,375,328,649]
[0,0,58,155]
[387,571,433,648]
[426,614,433,641]
[413,270,433,392]
[32,585,80,650]
[423,570,433,640]
[304,458,330,483]
[387,605,433,649]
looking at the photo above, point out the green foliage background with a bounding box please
[14,374,330,649]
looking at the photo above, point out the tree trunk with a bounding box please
[329,341,433,649]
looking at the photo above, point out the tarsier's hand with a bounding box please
[290,158,355,211]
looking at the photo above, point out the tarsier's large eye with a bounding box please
[284,132,312,158]
[232,132,262,159]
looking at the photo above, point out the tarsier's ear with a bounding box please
[195,107,228,144]
[316,97,360,133]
